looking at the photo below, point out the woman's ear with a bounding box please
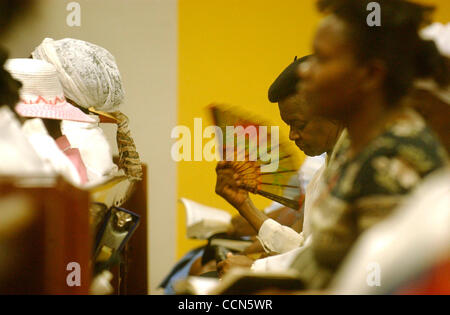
[360,59,387,93]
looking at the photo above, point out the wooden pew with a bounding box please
[0,163,148,295]
[0,176,91,294]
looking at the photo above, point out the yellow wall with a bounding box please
[416,0,450,22]
[177,0,450,258]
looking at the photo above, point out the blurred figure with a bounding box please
[32,38,142,183]
[330,167,449,294]
[287,0,449,289]
[0,49,21,112]
[0,0,35,112]
[0,0,35,39]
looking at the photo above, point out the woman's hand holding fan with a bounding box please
[210,104,304,210]
[215,161,268,232]
[215,161,250,209]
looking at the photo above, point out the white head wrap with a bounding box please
[32,38,124,112]
[415,23,450,105]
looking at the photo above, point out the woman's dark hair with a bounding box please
[0,0,35,113]
[0,48,21,110]
[0,0,35,37]
[317,0,449,104]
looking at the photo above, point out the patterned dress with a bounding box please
[290,108,448,289]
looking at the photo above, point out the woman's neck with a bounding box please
[345,95,399,157]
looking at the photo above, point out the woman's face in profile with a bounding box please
[298,14,368,122]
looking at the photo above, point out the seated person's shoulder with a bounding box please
[354,110,446,195]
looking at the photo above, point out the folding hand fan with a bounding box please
[209,103,304,210]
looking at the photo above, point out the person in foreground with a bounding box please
[216,0,448,290]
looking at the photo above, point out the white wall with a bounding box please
[2,0,178,294]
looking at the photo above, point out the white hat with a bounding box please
[4,58,96,122]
